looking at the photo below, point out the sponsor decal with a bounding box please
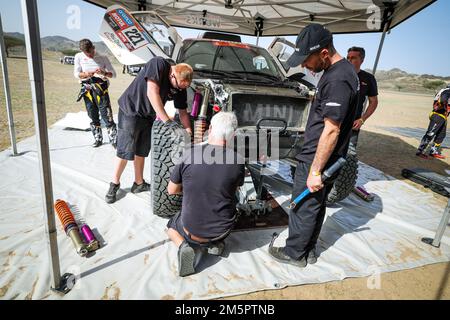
[117,9,134,26]
[111,11,127,29]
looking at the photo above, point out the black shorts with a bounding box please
[116,109,154,161]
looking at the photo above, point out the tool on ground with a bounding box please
[80,224,100,252]
[353,186,375,202]
[288,158,347,209]
[54,199,88,257]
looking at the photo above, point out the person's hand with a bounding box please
[352,118,364,130]
[307,172,324,193]
[185,127,192,136]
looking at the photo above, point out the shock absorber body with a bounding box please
[194,86,211,144]
[54,199,88,256]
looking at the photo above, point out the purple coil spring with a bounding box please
[190,92,202,117]
[80,224,96,243]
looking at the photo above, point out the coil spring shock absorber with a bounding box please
[54,199,88,256]
[194,86,211,144]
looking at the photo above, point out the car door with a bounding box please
[99,5,182,66]
[267,37,323,88]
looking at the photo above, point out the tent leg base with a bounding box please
[51,273,76,295]
[421,237,440,248]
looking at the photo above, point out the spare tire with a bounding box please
[150,120,189,218]
[326,150,358,204]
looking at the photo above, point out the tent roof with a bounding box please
[83,0,435,36]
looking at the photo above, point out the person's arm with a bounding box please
[147,80,171,122]
[168,181,183,195]
[353,95,378,130]
[307,118,340,192]
[178,109,192,135]
[96,57,116,79]
[168,162,183,195]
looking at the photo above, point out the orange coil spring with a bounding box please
[54,199,76,232]
[193,118,207,144]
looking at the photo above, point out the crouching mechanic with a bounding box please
[74,39,117,148]
[416,84,450,159]
[166,112,245,277]
[105,57,193,203]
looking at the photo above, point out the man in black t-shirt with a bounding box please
[166,112,245,277]
[347,47,379,147]
[105,57,193,204]
[269,24,359,267]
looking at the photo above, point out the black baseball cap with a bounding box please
[287,24,333,67]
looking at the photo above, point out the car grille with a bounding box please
[231,93,306,128]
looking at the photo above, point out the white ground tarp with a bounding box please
[0,113,449,300]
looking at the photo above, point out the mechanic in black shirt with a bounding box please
[347,46,379,147]
[416,84,450,159]
[166,112,245,277]
[105,57,193,203]
[269,24,359,267]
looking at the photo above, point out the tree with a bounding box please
[423,79,446,91]
[4,35,25,57]
[60,49,78,57]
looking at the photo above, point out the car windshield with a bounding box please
[179,40,283,80]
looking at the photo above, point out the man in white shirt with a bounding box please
[74,39,117,148]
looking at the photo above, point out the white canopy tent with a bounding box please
[83,0,436,36]
[6,0,437,294]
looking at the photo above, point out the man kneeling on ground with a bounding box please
[166,112,245,277]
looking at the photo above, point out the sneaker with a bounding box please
[207,241,225,256]
[430,153,446,159]
[306,248,318,265]
[131,180,150,194]
[178,241,196,277]
[105,182,120,204]
[416,152,429,159]
[92,140,102,148]
[268,246,307,268]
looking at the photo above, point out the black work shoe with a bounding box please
[92,140,102,148]
[207,241,225,256]
[178,241,196,277]
[269,246,307,268]
[306,248,318,265]
[131,180,150,194]
[105,182,120,204]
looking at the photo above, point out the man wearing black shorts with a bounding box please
[166,112,245,277]
[105,57,193,203]
[269,24,359,267]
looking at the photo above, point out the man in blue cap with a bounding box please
[269,24,359,267]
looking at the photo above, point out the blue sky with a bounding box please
[2,0,449,76]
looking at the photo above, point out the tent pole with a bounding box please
[21,0,63,292]
[372,20,390,75]
[256,34,260,46]
[0,14,18,156]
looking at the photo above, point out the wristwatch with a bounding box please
[311,170,321,177]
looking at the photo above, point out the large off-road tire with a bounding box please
[326,151,358,204]
[150,120,188,218]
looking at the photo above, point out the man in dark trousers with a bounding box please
[269,24,359,267]
[347,46,379,147]
[105,57,193,203]
[74,39,117,148]
[166,112,245,277]
[416,84,450,159]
